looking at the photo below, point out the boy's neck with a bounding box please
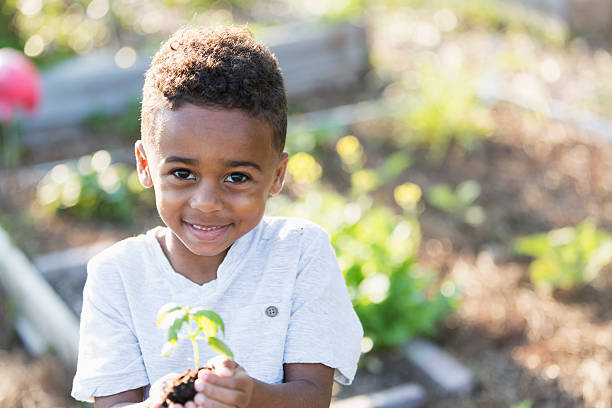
[155,228,228,286]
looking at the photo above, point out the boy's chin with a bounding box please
[180,239,232,258]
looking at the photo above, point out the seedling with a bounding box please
[156,303,234,407]
[156,303,233,370]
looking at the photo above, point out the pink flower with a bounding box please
[0,48,42,123]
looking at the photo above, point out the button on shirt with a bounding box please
[72,216,363,402]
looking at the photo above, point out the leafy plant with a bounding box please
[426,180,485,226]
[392,60,495,162]
[156,303,233,370]
[36,150,153,223]
[513,220,612,291]
[271,183,458,351]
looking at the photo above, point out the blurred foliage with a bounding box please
[271,183,457,350]
[510,400,534,408]
[272,141,458,351]
[0,211,40,255]
[514,220,612,291]
[36,149,153,223]
[0,0,570,67]
[0,122,23,167]
[426,180,485,226]
[446,0,568,46]
[303,0,568,47]
[84,99,141,138]
[0,0,246,65]
[391,60,495,161]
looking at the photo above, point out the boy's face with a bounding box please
[135,104,287,263]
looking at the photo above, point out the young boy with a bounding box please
[71,26,363,408]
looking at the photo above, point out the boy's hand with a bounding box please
[189,356,254,408]
[147,372,182,408]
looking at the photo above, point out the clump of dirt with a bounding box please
[161,368,211,407]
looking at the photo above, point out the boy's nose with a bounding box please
[190,180,222,212]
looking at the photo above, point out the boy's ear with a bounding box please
[269,152,288,196]
[135,140,153,188]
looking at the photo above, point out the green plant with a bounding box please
[3,0,250,65]
[510,399,533,408]
[156,303,233,370]
[36,150,153,223]
[271,183,458,350]
[392,60,495,162]
[513,220,612,291]
[426,180,485,226]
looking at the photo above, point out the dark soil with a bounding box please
[161,368,202,407]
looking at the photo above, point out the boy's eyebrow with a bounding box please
[164,156,262,172]
[164,156,199,165]
[225,160,262,172]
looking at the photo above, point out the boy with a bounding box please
[71,26,363,408]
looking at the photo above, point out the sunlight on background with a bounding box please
[1,0,612,406]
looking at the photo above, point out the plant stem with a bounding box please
[191,336,200,370]
[186,317,200,370]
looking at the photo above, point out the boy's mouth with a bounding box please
[184,221,231,241]
[190,223,227,231]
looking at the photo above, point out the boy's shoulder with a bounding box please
[260,216,329,242]
[87,227,160,271]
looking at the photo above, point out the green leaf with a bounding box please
[208,337,234,359]
[191,309,225,336]
[529,256,558,289]
[156,303,182,327]
[426,184,461,213]
[455,180,481,206]
[513,233,552,257]
[164,311,188,343]
[378,152,411,183]
[158,308,187,330]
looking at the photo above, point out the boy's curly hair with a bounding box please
[141,26,287,152]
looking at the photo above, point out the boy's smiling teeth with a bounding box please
[190,223,226,231]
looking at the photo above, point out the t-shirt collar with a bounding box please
[147,219,264,292]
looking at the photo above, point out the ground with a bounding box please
[333,105,612,407]
[1,103,610,407]
[2,5,612,405]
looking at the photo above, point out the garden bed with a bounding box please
[2,3,612,407]
[1,102,610,407]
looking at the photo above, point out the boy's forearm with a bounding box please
[248,378,332,408]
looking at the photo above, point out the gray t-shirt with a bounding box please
[72,216,363,401]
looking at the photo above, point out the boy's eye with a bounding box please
[172,169,195,180]
[224,173,249,183]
